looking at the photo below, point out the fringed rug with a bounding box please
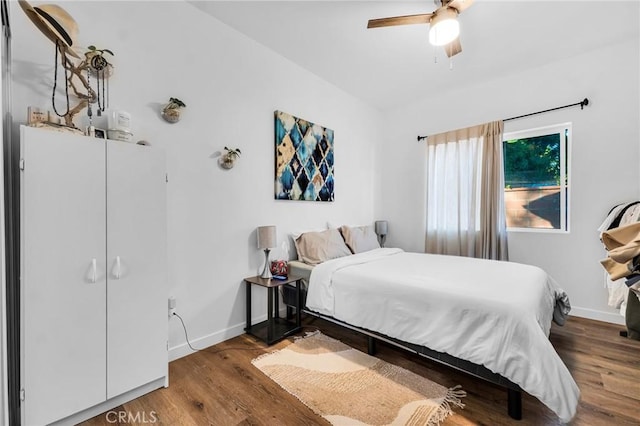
[252,332,465,425]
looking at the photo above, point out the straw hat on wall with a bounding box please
[18,0,81,58]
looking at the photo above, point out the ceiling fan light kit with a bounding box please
[428,8,459,46]
[367,0,473,58]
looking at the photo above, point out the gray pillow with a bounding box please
[339,225,380,254]
[294,228,352,265]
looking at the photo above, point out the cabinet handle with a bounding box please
[91,258,97,283]
[114,256,122,279]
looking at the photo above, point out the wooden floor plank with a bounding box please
[80,316,640,425]
[601,372,640,401]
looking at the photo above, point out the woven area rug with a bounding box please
[252,332,465,425]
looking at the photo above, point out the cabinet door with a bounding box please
[20,127,107,425]
[106,140,167,398]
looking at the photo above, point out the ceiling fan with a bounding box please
[367,0,474,58]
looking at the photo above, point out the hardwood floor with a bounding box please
[82,316,640,425]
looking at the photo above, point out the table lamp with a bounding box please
[375,220,388,248]
[257,225,277,279]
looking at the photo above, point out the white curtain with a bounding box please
[425,121,508,260]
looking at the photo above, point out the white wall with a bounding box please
[9,1,383,359]
[380,38,640,325]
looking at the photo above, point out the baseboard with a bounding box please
[168,321,246,361]
[168,309,287,361]
[570,306,625,325]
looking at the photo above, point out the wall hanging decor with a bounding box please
[66,44,114,131]
[18,1,115,130]
[84,45,114,118]
[274,110,334,201]
[220,146,241,169]
[161,97,186,123]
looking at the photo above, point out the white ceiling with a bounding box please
[190,1,640,111]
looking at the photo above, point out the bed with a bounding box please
[283,231,579,423]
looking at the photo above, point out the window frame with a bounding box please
[503,122,571,234]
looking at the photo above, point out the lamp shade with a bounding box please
[257,226,277,249]
[428,8,460,46]
[375,220,388,236]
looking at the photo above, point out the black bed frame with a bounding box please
[300,307,523,420]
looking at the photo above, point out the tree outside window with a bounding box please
[503,124,570,232]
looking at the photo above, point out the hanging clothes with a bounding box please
[599,202,640,341]
[599,201,640,236]
[600,222,640,280]
[598,202,640,314]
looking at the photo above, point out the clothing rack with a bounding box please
[416,97,589,142]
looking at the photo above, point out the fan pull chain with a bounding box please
[450,58,453,70]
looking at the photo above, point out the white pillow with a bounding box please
[339,225,380,254]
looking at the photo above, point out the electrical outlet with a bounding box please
[168,297,176,317]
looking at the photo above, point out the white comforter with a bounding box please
[305,248,580,422]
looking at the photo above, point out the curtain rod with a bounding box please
[416,97,589,142]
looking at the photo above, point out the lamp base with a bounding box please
[260,249,272,279]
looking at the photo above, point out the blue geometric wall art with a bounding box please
[274,110,334,201]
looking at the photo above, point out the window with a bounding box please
[503,123,571,232]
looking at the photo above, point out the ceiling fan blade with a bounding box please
[444,37,462,57]
[367,13,433,29]
[446,0,474,13]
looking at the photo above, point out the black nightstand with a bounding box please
[244,275,302,345]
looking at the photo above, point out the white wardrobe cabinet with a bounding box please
[20,126,168,425]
